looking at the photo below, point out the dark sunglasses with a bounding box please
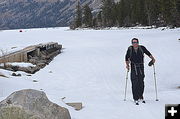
[132,42,138,44]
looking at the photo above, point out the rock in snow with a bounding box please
[0,89,71,119]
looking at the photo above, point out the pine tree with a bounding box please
[111,2,118,26]
[101,0,115,27]
[176,0,180,13]
[75,1,82,28]
[82,4,93,27]
[160,0,178,26]
[116,2,123,26]
[96,11,103,27]
[123,0,133,26]
[116,0,127,26]
[145,0,161,26]
[175,0,180,26]
[92,17,97,27]
[131,0,147,25]
[139,0,147,25]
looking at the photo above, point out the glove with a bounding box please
[148,60,154,66]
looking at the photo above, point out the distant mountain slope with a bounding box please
[0,0,102,30]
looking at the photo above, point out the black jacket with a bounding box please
[125,45,151,63]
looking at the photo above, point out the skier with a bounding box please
[125,38,155,105]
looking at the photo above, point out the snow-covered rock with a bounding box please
[0,89,71,119]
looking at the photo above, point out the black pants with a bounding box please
[130,63,145,101]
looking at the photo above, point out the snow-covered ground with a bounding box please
[1,62,36,67]
[0,27,180,119]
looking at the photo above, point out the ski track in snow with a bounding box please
[0,27,180,119]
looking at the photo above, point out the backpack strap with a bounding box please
[128,45,144,59]
[128,45,133,59]
[138,45,144,55]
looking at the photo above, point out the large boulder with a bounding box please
[0,89,71,119]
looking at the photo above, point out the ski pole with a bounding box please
[124,70,129,101]
[153,64,159,101]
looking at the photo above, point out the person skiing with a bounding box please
[125,38,155,105]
